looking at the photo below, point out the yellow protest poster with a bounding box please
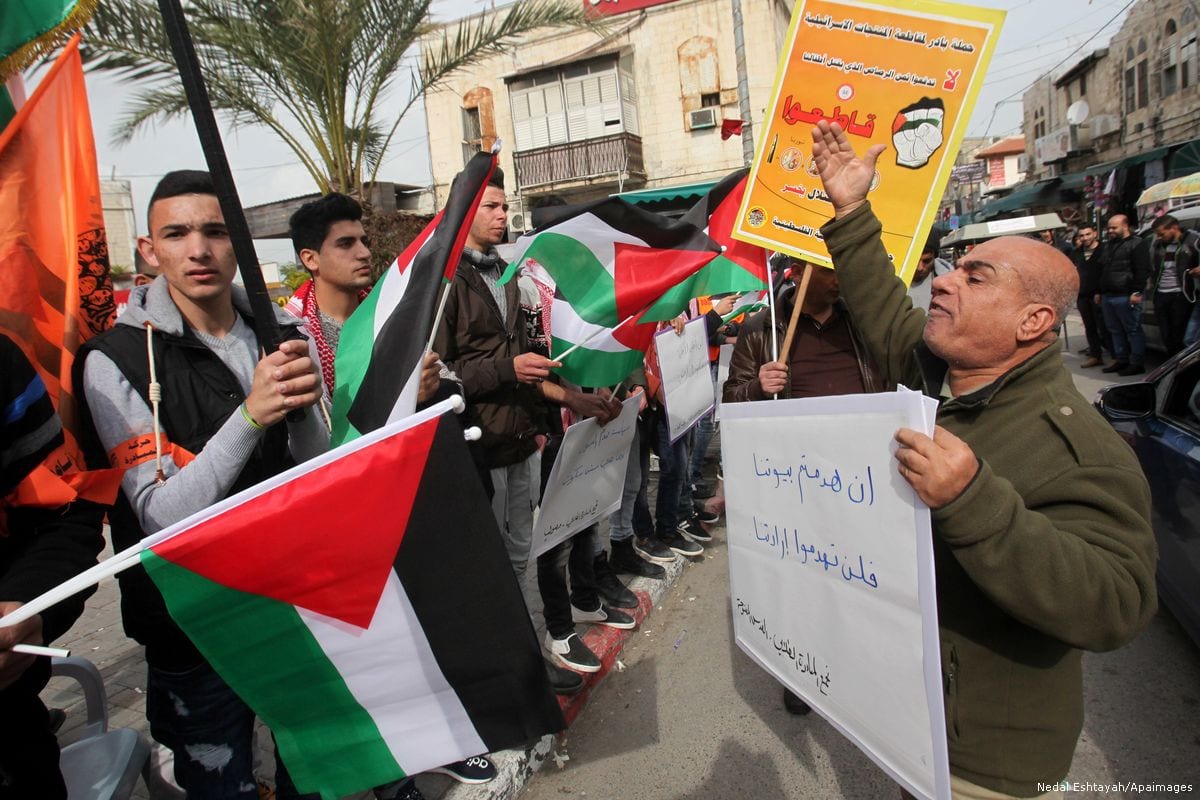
[733,0,1004,284]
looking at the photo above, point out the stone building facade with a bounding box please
[421,0,794,231]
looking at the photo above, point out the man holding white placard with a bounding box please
[809,121,1157,799]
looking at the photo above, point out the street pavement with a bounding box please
[42,310,1200,799]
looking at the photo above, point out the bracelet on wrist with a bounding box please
[240,403,266,430]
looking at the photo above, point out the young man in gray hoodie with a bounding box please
[76,170,328,799]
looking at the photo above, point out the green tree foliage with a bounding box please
[83,0,600,197]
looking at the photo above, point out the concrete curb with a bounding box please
[441,549,694,800]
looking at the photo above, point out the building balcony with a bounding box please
[513,132,645,191]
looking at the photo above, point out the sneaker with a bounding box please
[375,778,425,800]
[691,480,715,499]
[430,756,496,784]
[662,529,703,557]
[783,688,812,716]
[571,602,636,630]
[677,516,712,543]
[692,503,720,524]
[545,632,601,672]
[1080,356,1102,368]
[1076,346,1090,354]
[632,536,676,564]
[1117,363,1145,376]
[546,660,583,695]
[611,538,666,578]
[593,552,640,607]
[1101,361,1128,373]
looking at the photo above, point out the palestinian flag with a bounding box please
[0,34,121,508]
[722,289,768,323]
[140,401,563,800]
[521,257,656,387]
[331,149,496,446]
[642,169,770,320]
[499,199,718,385]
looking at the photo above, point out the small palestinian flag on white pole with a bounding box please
[722,289,769,323]
[498,199,720,386]
[1,397,564,800]
[331,148,497,446]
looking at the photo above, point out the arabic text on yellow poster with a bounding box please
[732,0,1004,284]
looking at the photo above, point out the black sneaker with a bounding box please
[1101,361,1128,373]
[611,538,666,578]
[1116,362,1145,376]
[545,632,601,672]
[692,503,720,524]
[571,602,636,630]
[546,661,583,695]
[783,688,812,716]
[430,755,496,784]
[593,552,640,607]
[677,516,712,543]
[691,480,715,499]
[375,778,425,800]
[662,529,703,557]
[632,536,676,564]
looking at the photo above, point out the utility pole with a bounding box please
[731,0,755,166]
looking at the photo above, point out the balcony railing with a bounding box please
[513,133,645,190]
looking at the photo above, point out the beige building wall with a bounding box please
[422,0,795,218]
[100,180,136,272]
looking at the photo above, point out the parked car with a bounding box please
[1095,341,1200,648]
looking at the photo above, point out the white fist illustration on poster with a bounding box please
[891,97,945,169]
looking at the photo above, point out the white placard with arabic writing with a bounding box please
[531,395,639,558]
[722,390,949,800]
[656,317,715,443]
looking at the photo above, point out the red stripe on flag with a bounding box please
[708,176,768,283]
[443,154,497,282]
[612,243,715,320]
[150,417,440,629]
[395,210,443,274]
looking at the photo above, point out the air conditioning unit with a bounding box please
[509,211,529,235]
[1090,114,1120,139]
[688,107,718,131]
[1068,123,1093,152]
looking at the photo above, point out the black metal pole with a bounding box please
[155,0,284,354]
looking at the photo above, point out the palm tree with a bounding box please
[83,0,599,197]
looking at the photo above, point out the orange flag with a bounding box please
[0,34,121,506]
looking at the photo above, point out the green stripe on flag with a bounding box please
[330,284,382,446]
[0,86,14,132]
[551,336,645,387]
[0,0,94,79]
[521,233,618,326]
[142,551,404,799]
[641,254,765,321]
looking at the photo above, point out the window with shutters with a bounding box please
[1183,35,1196,89]
[461,88,497,166]
[507,57,636,152]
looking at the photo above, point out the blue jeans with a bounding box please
[606,427,646,544]
[687,364,719,486]
[146,661,308,799]
[1101,295,1146,366]
[651,412,690,536]
[1185,303,1200,348]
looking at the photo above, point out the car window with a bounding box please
[1162,360,1200,434]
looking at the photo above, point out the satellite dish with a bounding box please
[1066,100,1090,126]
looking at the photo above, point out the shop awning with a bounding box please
[614,180,717,205]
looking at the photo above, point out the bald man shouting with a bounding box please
[809,121,1157,800]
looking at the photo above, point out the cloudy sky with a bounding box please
[76,0,1136,262]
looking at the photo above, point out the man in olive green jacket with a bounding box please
[810,121,1157,798]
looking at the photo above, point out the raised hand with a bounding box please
[810,121,887,218]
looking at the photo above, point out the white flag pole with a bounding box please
[0,395,468,632]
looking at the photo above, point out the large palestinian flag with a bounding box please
[331,149,497,447]
[139,399,563,799]
[499,199,719,386]
[642,169,769,320]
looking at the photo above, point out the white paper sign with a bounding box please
[722,391,949,800]
[655,317,714,443]
[531,395,639,558]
